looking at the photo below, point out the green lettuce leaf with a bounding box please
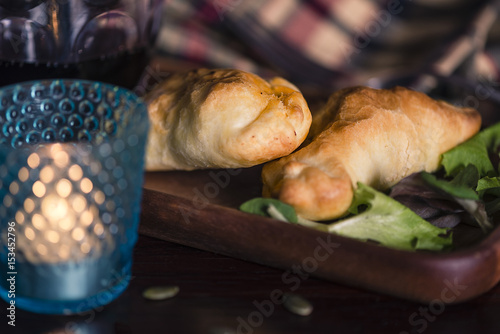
[420,165,480,200]
[476,176,500,216]
[239,198,298,223]
[423,124,500,230]
[420,165,492,232]
[240,183,452,252]
[329,183,452,251]
[441,122,500,177]
[476,176,500,198]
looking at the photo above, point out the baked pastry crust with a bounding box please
[144,68,312,171]
[261,86,482,221]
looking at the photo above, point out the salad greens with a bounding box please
[240,183,451,251]
[240,122,500,252]
[423,122,500,231]
[421,165,480,201]
[329,183,451,251]
[240,198,298,223]
[441,122,500,178]
[420,165,492,232]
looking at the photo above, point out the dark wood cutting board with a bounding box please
[138,166,500,304]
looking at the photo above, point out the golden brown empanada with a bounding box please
[261,86,482,221]
[144,68,312,171]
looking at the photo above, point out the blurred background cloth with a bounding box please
[155,0,500,96]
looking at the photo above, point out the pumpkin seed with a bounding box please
[142,285,180,300]
[283,293,313,316]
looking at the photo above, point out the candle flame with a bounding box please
[41,194,69,222]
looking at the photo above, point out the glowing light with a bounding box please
[32,214,46,230]
[71,227,85,241]
[80,242,91,254]
[24,198,35,213]
[18,167,29,182]
[9,181,19,195]
[80,178,93,193]
[15,211,25,224]
[40,166,54,183]
[25,227,35,240]
[32,181,46,198]
[80,210,94,227]
[59,217,75,231]
[41,195,68,222]
[27,153,40,169]
[71,195,87,213]
[56,179,72,198]
[93,223,104,236]
[54,150,69,168]
[68,164,83,181]
[94,191,105,205]
[45,230,60,243]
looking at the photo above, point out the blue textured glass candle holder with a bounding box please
[0,79,149,314]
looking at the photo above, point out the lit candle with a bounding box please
[11,143,122,311]
[0,79,148,314]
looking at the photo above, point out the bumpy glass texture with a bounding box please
[0,79,149,314]
[0,1,163,87]
[0,0,163,63]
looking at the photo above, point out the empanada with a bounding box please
[261,86,482,221]
[144,68,312,171]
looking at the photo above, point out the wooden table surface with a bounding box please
[2,232,500,334]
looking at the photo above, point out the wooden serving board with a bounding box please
[138,166,500,304]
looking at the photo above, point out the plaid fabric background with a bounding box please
[156,0,499,93]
